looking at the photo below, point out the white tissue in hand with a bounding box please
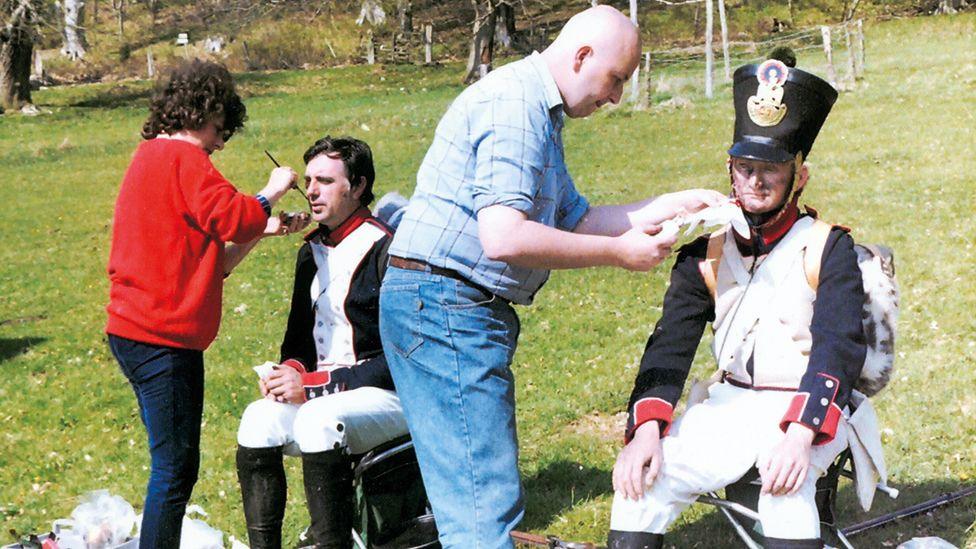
[253,361,276,380]
[661,201,749,239]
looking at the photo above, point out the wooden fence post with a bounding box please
[242,41,254,70]
[146,48,155,78]
[629,0,640,103]
[843,22,856,88]
[717,0,731,81]
[366,30,375,65]
[32,50,43,78]
[855,19,865,77]
[705,0,714,98]
[424,23,433,64]
[638,51,651,109]
[820,25,837,88]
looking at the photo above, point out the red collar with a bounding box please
[733,199,810,255]
[304,207,373,247]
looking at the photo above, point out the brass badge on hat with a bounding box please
[747,59,789,127]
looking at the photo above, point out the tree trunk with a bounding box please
[493,1,515,50]
[58,0,88,60]
[356,0,386,26]
[397,0,412,33]
[0,26,34,111]
[147,0,159,27]
[463,0,496,84]
[112,0,125,37]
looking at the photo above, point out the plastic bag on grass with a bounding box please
[68,490,137,549]
[179,505,223,549]
[134,505,223,549]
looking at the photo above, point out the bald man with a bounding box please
[380,6,725,547]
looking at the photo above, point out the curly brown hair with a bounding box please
[141,59,246,141]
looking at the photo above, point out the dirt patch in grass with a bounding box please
[565,411,628,442]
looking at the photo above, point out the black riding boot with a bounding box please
[237,445,287,549]
[302,449,354,549]
[607,530,664,549]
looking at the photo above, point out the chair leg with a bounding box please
[762,536,823,548]
[607,530,663,549]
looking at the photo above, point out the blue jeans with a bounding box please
[380,267,523,549]
[108,334,204,549]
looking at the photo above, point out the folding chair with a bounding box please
[697,449,857,548]
[349,435,440,549]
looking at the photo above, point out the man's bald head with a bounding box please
[542,6,641,118]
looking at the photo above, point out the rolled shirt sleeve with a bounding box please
[470,96,548,215]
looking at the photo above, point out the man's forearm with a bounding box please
[484,216,623,269]
[224,237,263,274]
[574,199,656,236]
[478,204,673,272]
[576,190,731,236]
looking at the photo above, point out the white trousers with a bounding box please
[237,387,408,455]
[610,383,848,539]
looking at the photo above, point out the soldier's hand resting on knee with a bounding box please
[759,422,815,496]
[263,366,305,404]
[613,421,663,501]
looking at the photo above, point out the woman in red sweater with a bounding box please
[105,60,306,549]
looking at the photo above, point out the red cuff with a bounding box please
[779,393,843,446]
[814,404,842,445]
[626,398,674,442]
[301,370,334,401]
[280,358,307,374]
[302,370,332,386]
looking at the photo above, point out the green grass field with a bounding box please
[2,13,975,548]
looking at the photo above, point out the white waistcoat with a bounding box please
[711,216,818,388]
[308,222,386,370]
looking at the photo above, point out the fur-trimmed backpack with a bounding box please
[701,219,899,396]
[804,220,899,396]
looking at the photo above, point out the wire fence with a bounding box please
[632,18,865,107]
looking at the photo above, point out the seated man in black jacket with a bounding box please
[236,136,401,549]
[607,53,866,549]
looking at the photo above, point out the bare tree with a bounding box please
[494,0,515,48]
[934,0,966,13]
[463,0,518,84]
[463,0,495,83]
[0,0,40,111]
[397,0,412,33]
[356,0,385,26]
[111,0,124,38]
[56,0,88,59]
[146,0,159,26]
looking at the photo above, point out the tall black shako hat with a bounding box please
[729,49,838,164]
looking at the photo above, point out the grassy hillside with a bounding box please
[31,0,957,84]
[3,12,975,548]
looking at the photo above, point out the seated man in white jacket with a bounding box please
[236,136,405,549]
[608,50,867,549]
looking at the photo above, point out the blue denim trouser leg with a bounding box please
[380,267,523,549]
[108,334,204,549]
